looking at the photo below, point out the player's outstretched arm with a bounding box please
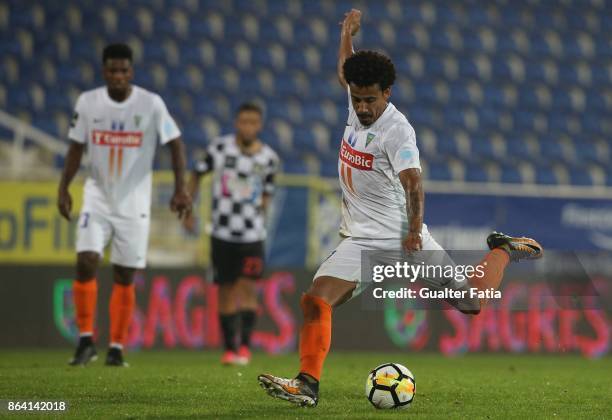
[182,171,202,233]
[167,137,192,220]
[57,141,85,221]
[183,150,214,232]
[338,9,361,89]
[399,168,424,253]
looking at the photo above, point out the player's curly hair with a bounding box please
[343,50,396,91]
[102,43,133,64]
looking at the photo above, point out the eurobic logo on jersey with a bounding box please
[340,140,374,171]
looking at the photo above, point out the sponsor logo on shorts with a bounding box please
[92,130,143,147]
[339,140,374,171]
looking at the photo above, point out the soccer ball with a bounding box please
[365,363,415,409]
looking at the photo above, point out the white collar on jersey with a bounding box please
[356,102,395,131]
[103,85,138,108]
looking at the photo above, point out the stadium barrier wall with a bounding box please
[2,176,612,266]
[0,265,609,358]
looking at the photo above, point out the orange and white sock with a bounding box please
[298,294,332,381]
[469,248,510,309]
[73,279,97,336]
[109,283,135,349]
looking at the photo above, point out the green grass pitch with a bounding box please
[1,350,610,419]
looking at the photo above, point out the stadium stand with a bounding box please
[0,0,610,185]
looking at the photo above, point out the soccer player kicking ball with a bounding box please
[57,43,192,367]
[258,9,542,406]
[185,103,279,366]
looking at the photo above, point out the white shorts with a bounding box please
[76,208,150,269]
[313,225,465,298]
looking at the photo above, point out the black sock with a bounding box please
[219,313,238,351]
[239,310,257,348]
[297,373,320,395]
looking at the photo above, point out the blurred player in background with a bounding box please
[258,9,543,406]
[57,43,192,367]
[184,103,279,366]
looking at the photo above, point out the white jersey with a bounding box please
[68,85,180,217]
[338,90,422,239]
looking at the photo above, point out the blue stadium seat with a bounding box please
[505,137,534,162]
[430,29,455,52]
[482,86,506,109]
[8,89,31,109]
[407,107,437,127]
[282,154,311,175]
[10,7,39,29]
[471,137,498,160]
[44,88,72,110]
[234,0,268,17]
[535,166,558,185]
[582,113,605,135]
[491,59,513,81]
[514,110,536,131]
[520,87,540,110]
[558,61,584,85]
[301,1,327,17]
[465,164,489,183]
[530,32,555,58]
[435,135,460,158]
[1,0,609,185]
[574,139,601,164]
[568,166,594,186]
[467,8,491,27]
[550,90,573,111]
[463,29,484,52]
[500,163,523,184]
[539,138,566,163]
[426,159,453,181]
[425,55,446,79]
[35,116,60,137]
[586,91,607,112]
[449,82,471,105]
[497,32,521,55]
[414,82,437,105]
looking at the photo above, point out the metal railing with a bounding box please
[0,109,67,179]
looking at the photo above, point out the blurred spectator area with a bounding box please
[0,0,611,185]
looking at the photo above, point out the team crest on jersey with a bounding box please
[366,133,376,148]
[134,115,142,128]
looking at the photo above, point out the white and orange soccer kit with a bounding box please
[68,85,180,268]
[314,91,453,295]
